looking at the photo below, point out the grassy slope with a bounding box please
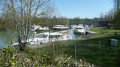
[34,27,120,67]
[64,27,120,67]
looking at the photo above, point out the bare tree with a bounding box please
[1,0,55,50]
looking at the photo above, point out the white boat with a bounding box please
[53,25,68,30]
[74,24,89,35]
[11,31,73,49]
[30,25,41,32]
[27,32,72,45]
[30,25,49,32]
[36,27,49,31]
[71,25,78,29]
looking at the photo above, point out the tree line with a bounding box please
[0,16,98,30]
[100,0,120,29]
[69,17,98,25]
[0,17,69,30]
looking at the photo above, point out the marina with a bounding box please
[0,24,97,49]
[0,0,118,66]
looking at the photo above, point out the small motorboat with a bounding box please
[74,24,89,35]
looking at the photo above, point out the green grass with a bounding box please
[90,27,120,34]
[33,27,120,67]
[64,27,120,67]
[64,35,120,67]
[90,27,104,33]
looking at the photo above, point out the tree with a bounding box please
[112,10,120,29]
[57,17,69,25]
[69,17,97,25]
[114,0,120,11]
[0,0,55,50]
[112,0,120,29]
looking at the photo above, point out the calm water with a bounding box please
[0,31,17,48]
[0,29,81,48]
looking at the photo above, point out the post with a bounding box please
[53,43,55,57]
[11,39,14,44]
[49,27,50,42]
[75,44,76,60]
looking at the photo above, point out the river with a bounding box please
[0,31,17,48]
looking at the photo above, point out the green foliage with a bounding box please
[0,45,88,67]
[34,17,69,28]
[69,17,97,25]
[0,45,17,67]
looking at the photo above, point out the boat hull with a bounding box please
[53,28,68,30]
[74,31,88,35]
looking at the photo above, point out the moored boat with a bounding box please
[11,31,72,47]
[74,24,89,35]
[53,25,68,30]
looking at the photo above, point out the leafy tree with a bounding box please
[69,17,97,25]
[57,17,69,25]
[112,10,120,29]
[114,0,120,11]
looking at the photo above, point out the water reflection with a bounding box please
[69,29,75,39]
[0,31,16,48]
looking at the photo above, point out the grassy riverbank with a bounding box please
[34,27,120,67]
[1,27,119,66]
